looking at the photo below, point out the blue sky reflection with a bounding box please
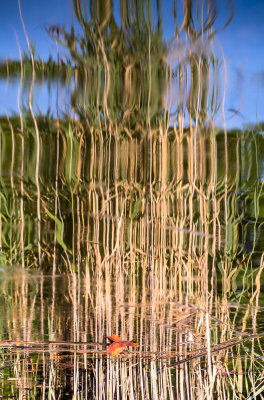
[0,0,263,129]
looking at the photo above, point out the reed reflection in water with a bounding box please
[0,262,263,399]
[0,0,264,398]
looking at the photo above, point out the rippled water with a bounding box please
[0,263,262,398]
[0,0,264,398]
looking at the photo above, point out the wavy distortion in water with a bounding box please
[0,0,263,398]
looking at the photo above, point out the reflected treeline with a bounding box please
[0,1,263,398]
[0,55,71,83]
[1,0,231,122]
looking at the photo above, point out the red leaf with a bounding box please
[107,342,126,356]
[106,334,122,342]
[106,334,137,356]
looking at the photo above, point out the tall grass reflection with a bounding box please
[0,0,263,399]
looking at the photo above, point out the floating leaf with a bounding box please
[107,334,122,342]
[106,334,137,356]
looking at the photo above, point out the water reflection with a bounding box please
[0,77,73,116]
[0,268,262,398]
[0,0,264,398]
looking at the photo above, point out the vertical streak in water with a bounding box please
[77,195,81,277]
[147,15,154,291]
[0,122,1,251]
[16,34,25,269]
[220,47,229,269]
[18,0,42,266]
[6,116,15,261]
[106,133,111,257]
[53,78,60,275]
[40,272,46,399]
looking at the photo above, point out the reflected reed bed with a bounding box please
[0,258,263,398]
[0,0,264,398]
[1,78,264,398]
